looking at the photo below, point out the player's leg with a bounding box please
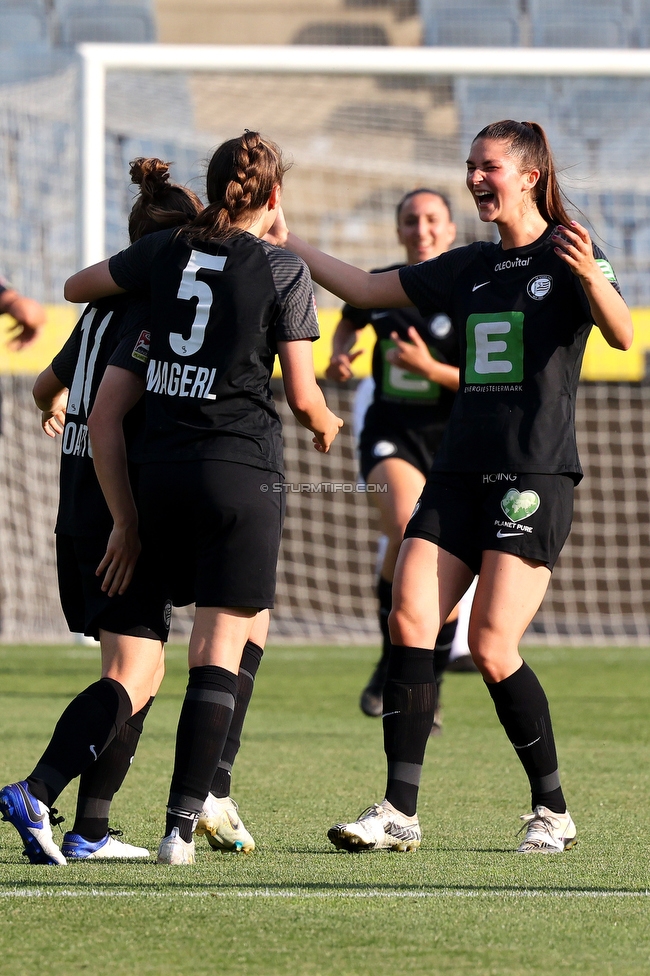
[196,608,269,853]
[63,632,165,860]
[360,457,426,716]
[159,606,257,864]
[328,538,474,852]
[470,551,576,852]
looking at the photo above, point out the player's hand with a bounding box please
[264,206,289,247]
[96,522,141,597]
[551,221,598,280]
[312,411,344,453]
[325,350,363,382]
[4,295,46,350]
[41,390,68,438]
[386,328,435,379]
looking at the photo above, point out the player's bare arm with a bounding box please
[552,221,633,350]
[386,327,460,391]
[64,259,125,304]
[266,208,411,310]
[278,339,343,452]
[33,364,68,437]
[0,289,46,349]
[87,365,145,596]
[326,317,365,382]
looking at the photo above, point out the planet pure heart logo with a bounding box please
[500,489,540,522]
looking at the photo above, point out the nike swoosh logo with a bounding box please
[370,311,391,320]
[472,281,490,291]
[16,782,43,825]
[496,530,524,538]
[381,711,401,718]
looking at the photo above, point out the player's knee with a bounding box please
[388,603,429,645]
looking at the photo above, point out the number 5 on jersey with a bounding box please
[170,250,227,357]
[465,311,524,383]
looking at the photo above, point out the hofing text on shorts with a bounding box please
[260,483,388,493]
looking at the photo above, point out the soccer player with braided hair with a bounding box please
[0,159,203,864]
[65,130,342,864]
[267,120,632,854]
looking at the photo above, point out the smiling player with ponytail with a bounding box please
[267,119,632,854]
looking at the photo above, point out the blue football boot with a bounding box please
[62,829,149,860]
[0,781,66,865]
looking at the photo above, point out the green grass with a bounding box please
[1,643,650,975]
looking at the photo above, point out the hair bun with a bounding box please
[129,157,172,199]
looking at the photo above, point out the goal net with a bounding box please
[0,45,649,643]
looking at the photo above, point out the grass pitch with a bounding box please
[1,643,649,976]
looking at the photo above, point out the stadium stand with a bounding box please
[58,3,157,45]
[529,0,627,48]
[420,0,521,47]
[0,2,49,46]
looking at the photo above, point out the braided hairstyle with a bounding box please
[188,131,289,242]
[473,120,573,228]
[128,158,203,243]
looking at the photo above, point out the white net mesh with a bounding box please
[0,55,650,642]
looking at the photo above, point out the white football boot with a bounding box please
[195,793,255,853]
[516,805,577,853]
[157,827,195,865]
[328,800,421,852]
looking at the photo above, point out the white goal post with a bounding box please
[78,42,650,270]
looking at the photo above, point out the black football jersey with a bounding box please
[51,296,149,536]
[342,263,458,427]
[109,229,320,475]
[400,226,623,480]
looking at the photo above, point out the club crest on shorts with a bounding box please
[372,440,397,458]
[428,314,452,338]
[501,489,540,522]
[527,275,553,301]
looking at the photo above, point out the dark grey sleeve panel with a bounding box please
[108,300,151,378]
[261,242,320,341]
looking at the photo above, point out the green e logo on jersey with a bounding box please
[465,311,524,384]
[379,339,441,402]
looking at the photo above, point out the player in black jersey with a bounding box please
[65,131,343,864]
[268,120,632,854]
[326,188,464,720]
[0,159,203,866]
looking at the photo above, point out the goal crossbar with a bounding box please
[78,42,650,269]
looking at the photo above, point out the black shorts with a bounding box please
[137,459,285,610]
[404,471,574,574]
[359,403,446,482]
[56,533,172,642]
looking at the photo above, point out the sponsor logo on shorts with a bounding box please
[494,520,532,536]
[429,313,452,338]
[496,529,525,538]
[527,275,553,300]
[131,329,151,363]
[483,473,517,483]
[500,489,540,522]
[372,440,398,458]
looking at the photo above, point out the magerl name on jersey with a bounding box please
[146,359,218,400]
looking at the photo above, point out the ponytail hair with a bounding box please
[473,120,573,227]
[128,158,203,243]
[188,130,289,243]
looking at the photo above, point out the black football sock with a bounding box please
[26,678,133,809]
[72,697,155,841]
[166,666,237,843]
[433,619,458,688]
[383,645,436,817]
[486,661,566,814]
[367,577,393,689]
[211,641,263,799]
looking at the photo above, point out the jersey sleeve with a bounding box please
[108,299,151,378]
[108,228,176,294]
[263,245,320,341]
[51,314,85,386]
[399,245,479,316]
[341,302,371,329]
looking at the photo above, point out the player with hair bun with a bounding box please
[0,159,203,865]
[268,119,632,854]
[327,188,466,723]
[65,130,343,864]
